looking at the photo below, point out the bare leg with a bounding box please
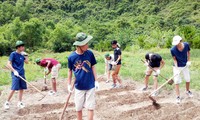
[144,75,150,88]
[7,90,15,102]
[77,111,82,120]
[186,82,190,91]
[52,78,57,92]
[153,76,158,90]
[112,72,117,84]
[88,110,94,120]
[19,90,23,102]
[175,84,180,97]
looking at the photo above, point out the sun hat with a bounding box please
[105,53,110,58]
[172,35,182,45]
[73,32,93,46]
[15,41,24,48]
[35,58,41,63]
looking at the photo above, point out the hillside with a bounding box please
[0,0,200,55]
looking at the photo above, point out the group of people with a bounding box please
[3,32,193,119]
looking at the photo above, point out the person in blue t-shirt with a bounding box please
[170,35,193,104]
[4,41,29,110]
[67,32,99,120]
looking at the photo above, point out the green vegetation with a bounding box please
[1,49,200,91]
[0,0,200,55]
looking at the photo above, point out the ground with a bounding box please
[0,76,200,120]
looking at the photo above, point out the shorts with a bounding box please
[145,67,159,77]
[173,66,190,84]
[51,64,61,79]
[75,88,95,111]
[11,75,27,90]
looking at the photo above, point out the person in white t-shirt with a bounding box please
[104,53,115,83]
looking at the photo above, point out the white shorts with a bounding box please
[75,88,95,111]
[146,67,159,76]
[173,66,190,84]
[51,64,61,79]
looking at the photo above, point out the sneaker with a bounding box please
[151,91,159,97]
[115,84,123,88]
[186,91,193,98]
[141,86,148,91]
[17,102,25,109]
[106,80,110,83]
[48,90,56,96]
[111,84,117,88]
[176,96,181,104]
[4,101,10,110]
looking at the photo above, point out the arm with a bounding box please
[187,51,190,61]
[46,69,51,75]
[172,56,178,67]
[7,61,15,72]
[67,69,73,85]
[92,65,97,81]
[24,56,29,64]
[116,55,121,63]
[46,60,51,68]
[159,60,165,69]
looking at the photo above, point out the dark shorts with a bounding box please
[11,75,27,90]
[108,64,113,71]
[117,61,121,65]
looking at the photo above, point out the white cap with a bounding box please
[172,35,182,45]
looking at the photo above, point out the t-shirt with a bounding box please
[170,42,190,67]
[9,51,25,75]
[40,58,59,69]
[105,54,114,65]
[114,47,122,65]
[147,54,162,68]
[68,50,97,90]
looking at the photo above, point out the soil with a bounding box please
[0,75,200,120]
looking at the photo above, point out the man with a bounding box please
[35,58,61,95]
[104,53,115,83]
[4,40,28,109]
[111,40,122,88]
[170,35,192,104]
[141,53,165,96]
[67,32,99,120]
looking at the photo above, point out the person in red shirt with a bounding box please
[35,58,61,95]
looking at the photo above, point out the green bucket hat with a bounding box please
[15,40,24,48]
[73,32,93,46]
[105,53,110,58]
[35,58,41,63]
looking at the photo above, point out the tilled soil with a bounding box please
[0,76,200,120]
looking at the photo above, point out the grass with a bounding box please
[1,48,200,91]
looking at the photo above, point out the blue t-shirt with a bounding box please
[9,51,25,75]
[170,42,190,67]
[68,50,97,90]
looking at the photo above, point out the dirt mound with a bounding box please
[1,77,200,120]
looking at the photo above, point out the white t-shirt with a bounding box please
[105,54,114,65]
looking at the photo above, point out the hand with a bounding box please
[44,75,47,79]
[13,70,19,77]
[68,85,73,93]
[144,62,149,66]
[111,61,117,65]
[44,67,48,72]
[21,51,28,56]
[156,69,160,75]
[186,61,191,66]
[95,81,99,90]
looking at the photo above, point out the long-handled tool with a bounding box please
[59,79,75,120]
[18,75,46,101]
[42,69,48,91]
[5,66,46,101]
[141,59,174,85]
[149,66,187,108]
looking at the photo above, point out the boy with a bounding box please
[141,53,165,96]
[4,40,28,109]
[67,32,99,120]
[35,58,61,95]
[111,40,122,88]
[171,35,192,104]
[104,53,115,83]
